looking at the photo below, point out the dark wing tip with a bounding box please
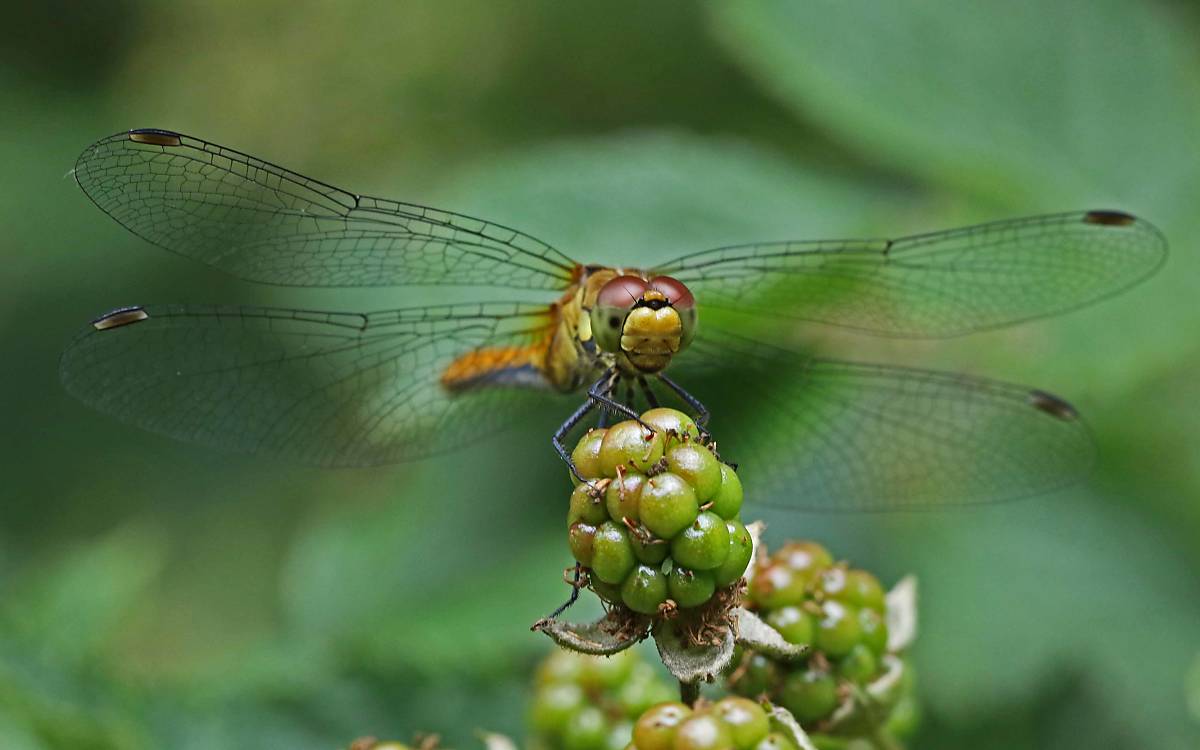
[91,306,150,331]
[128,129,183,147]
[1083,209,1137,227]
[1028,389,1080,421]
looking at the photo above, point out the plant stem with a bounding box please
[678,680,699,707]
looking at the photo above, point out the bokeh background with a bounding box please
[2,1,1199,748]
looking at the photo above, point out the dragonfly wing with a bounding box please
[672,326,1093,510]
[654,211,1166,337]
[74,129,578,289]
[60,302,559,466]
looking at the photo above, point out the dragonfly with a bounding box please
[61,128,1167,511]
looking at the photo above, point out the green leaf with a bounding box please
[709,0,1200,206]
[876,489,1200,745]
[0,524,165,667]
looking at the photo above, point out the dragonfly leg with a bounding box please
[588,368,646,425]
[656,373,712,435]
[553,397,600,481]
[637,376,661,409]
[535,563,586,626]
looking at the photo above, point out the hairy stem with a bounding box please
[678,680,699,707]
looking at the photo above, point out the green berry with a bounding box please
[711,520,753,587]
[765,605,815,647]
[667,565,716,608]
[569,482,610,526]
[640,408,701,448]
[572,428,608,482]
[638,473,699,539]
[665,443,723,502]
[815,600,861,658]
[857,606,889,656]
[885,694,921,739]
[569,522,598,567]
[752,733,798,750]
[708,464,744,520]
[779,668,838,724]
[617,667,677,718]
[730,652,779,697]
[564,706,610,750]
[711,697,770,749]
[606,721,635,750]
[670,512,731,570]
[837,643,878,684]
[633,702,693,750]
[621,564,669,614]
[631,532,671,565]
[592,522,636,584]
[748,563,807,609]
[530,682,586,734]
[580,650,636,690]
[537,649,586,686]
[778,541,832,577]
[600,420,665,476]
[836,569,886,614]
[673,714,734,750]
[606,473,646,523]
[591,578,623,604]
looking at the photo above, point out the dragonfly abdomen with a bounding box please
[440,343,554,394]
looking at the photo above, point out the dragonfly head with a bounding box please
[590,274,697,373]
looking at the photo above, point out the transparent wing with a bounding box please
[672,327,1094,510]
[74,129,578,289]
[59,302,561,466]
[654,211,1166,337]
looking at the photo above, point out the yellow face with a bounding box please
[588,275,697,374]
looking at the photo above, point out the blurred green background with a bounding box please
[2,1,1199,748]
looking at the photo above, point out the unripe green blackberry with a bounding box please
[708,464,743,520]
[639,408,701,448]
[592,522,637,585]
[621,564,669,614]
[752,733,798,750]
[711,521,753,588]
[632,702,692,750]
[599,421,665,476]
[665,443,722,502]
[566,411,752,613]
[779,668,838,724]
[606,473,646,524]
[638,473,699,540]
[571,428,608,484]
[530,650,674,750]
[628,698,771,750]
[667,565,716,608]
[670,512,730,571]
[728,539,914,740]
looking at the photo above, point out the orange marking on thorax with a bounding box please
[439,341,550,392]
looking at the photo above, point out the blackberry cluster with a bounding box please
[530,648,676,750]
[566,409,753,614]
[729,541,912,735]
[628,698,796,750]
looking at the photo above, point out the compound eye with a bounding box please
[648,276,695,309]
[590,275,647,353]
[596,275,649,309]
